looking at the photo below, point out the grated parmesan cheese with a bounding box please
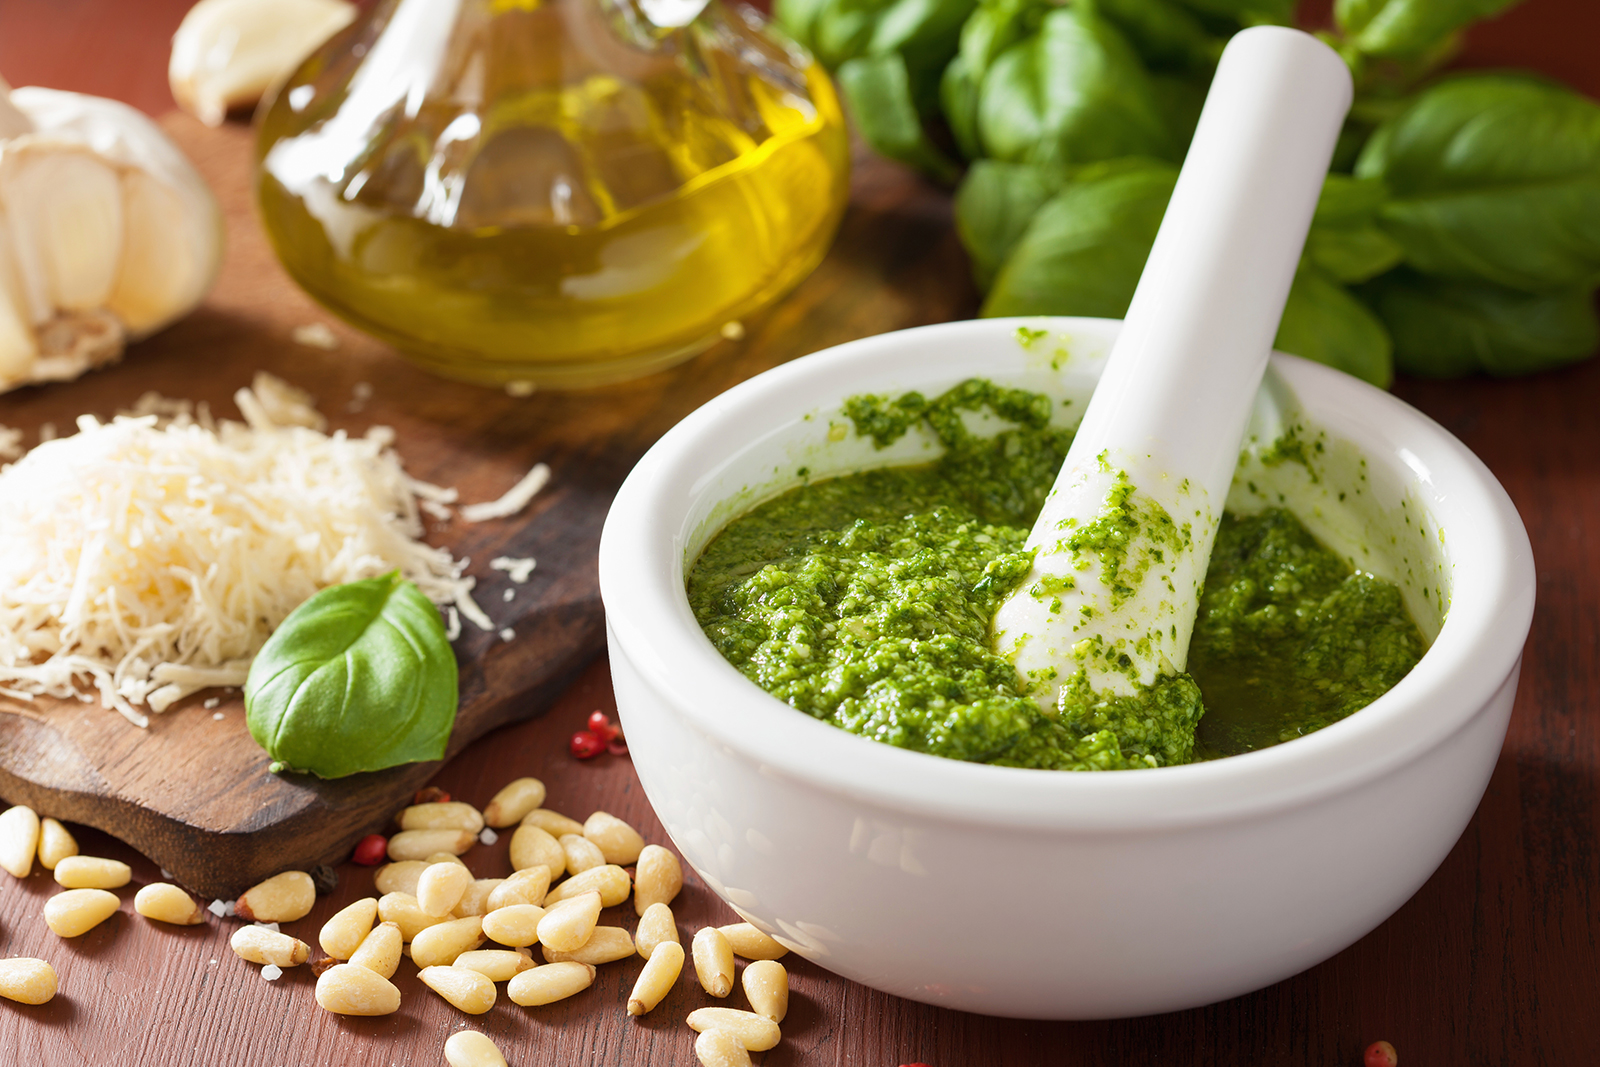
[490,556,536,583]
[0,373,495,727]
[461,463,550,523]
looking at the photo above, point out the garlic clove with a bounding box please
[169,0,358,127]
[30,309,124,384]
[108,169,210,336]
[0,142,125,319]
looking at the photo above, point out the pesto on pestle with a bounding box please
[687,380,1425,770]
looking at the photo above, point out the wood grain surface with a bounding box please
[1,0,1598,1064]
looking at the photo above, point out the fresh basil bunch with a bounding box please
[784,0,1600,380]
[245,572,459,778]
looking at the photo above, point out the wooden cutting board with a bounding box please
[0,115,976,899]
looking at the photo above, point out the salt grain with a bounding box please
[255,921,280,932]
[213,712,224,720]
[209,899,227,917]
[261,964,283,981]
[291,323,339,350]
[203,697,220,709]
[499,628,514,642]
[479,828,499,846]
[502,588,515,602]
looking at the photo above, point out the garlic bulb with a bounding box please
[170,0,358,127]
[0,79,223,393]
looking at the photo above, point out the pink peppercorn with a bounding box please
[352,834,388,866]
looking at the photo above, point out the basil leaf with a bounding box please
[1085,0,1223,75]
[943,0,1053,159]
[1167,0,1296,28]
[955,160,1062,289]
[788,0,977,100]
[1356,74,1600,293]
[981,160,1177,317]
[838,54,960,180]
[1274,264,1395,386]
[1363,270,1599,377]
[1336,0,1522,59]
[1305,174,1404,283]
[245,572,458,779]
[977,6,1173,172]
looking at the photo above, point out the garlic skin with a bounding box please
[0,80,224,393]
[170,0,358,128]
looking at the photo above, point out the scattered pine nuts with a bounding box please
[315,963,401,1016]
[636,901,681,960]
[445,1029,508,1067]
[692,926,735,997]
[507,961,596,1006]
[53,855,131,890]
[508,824,566,878]
[543,864,629,908]
[695,1028,753,1067]
[718,922,788,961]
[418,861,474,917]
[411,915,485,969]
[633,844,683,915]
[583,812,645,866]
[559,833,606,875]
[134,882,206,926]
[452,948,535,982]
[320,897,379,959]
[374,860,428,896]
[537,891,602,952]
[418,964,497,1014]
[742,959,789,1023]
[426,851,469,868]
[519,808,585,838]
[486,866,550,912]
[686,1007,782,1051]
[480,903,546,948]
[0,958,57,1004]
[398,801,485,834]
[453,877,504,918]
[627,939,684,1016]
[230,925,311,967]
[236,870,315,922]
[0,805,40,878]
[541,925,634,965]
[387,829,475,862]
[483,778,546,828]
[348,921,402,978]
[378,891,447,941]
[36,818,77,871]
[44,888,120,937]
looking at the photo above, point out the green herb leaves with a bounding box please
[245,572,459,779]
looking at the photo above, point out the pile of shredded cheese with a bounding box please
[0,373,545,727]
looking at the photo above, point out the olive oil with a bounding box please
[256,0,850,387]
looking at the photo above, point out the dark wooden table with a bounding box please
[2,1,1598,1064]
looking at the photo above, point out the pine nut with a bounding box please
[486,866,550,911]
[633,845,683,915]
[418,861,474,917]
[319,897,379,959]
[374,860,428,896]
[692,927,735,997]
[453,878,504,918]
[718,922,788,961]
[418,964,497,1014]
[540,925,634,965]
[349,921,402,978]
[52,855,131,889]
[411,915,485,969]
[506,961,596,1006]
[230,925,310,967]
[481,903,546,948]
[236,870,315,922]
[519,808,585,837]
[378,891,446,941]
[134,882,205,926]
[315,963,401,1015]
[695,1029,752,1067]
[583,811,645,866]
[37,818,77,871]
[508,824,566,878]
[537,891,601,952]
[484,778,547,829]
[426,851,469,867]
[43,888,120,937]
[635,901,680,960]
[0,805,40,878]
[742,959,788,1022]
[398,801,485,834]
[559,833,606,875]
[686,1007,781,1051]
[445,1030,508,1067]
[453,948,535,981]
[0,958,57,1004]
[387,829,475,861]
[627,939,684,1016]
[543,864,629,908]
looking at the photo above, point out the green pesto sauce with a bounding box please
[687,380,1425,771]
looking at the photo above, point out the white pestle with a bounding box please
[993,27,1353,720]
